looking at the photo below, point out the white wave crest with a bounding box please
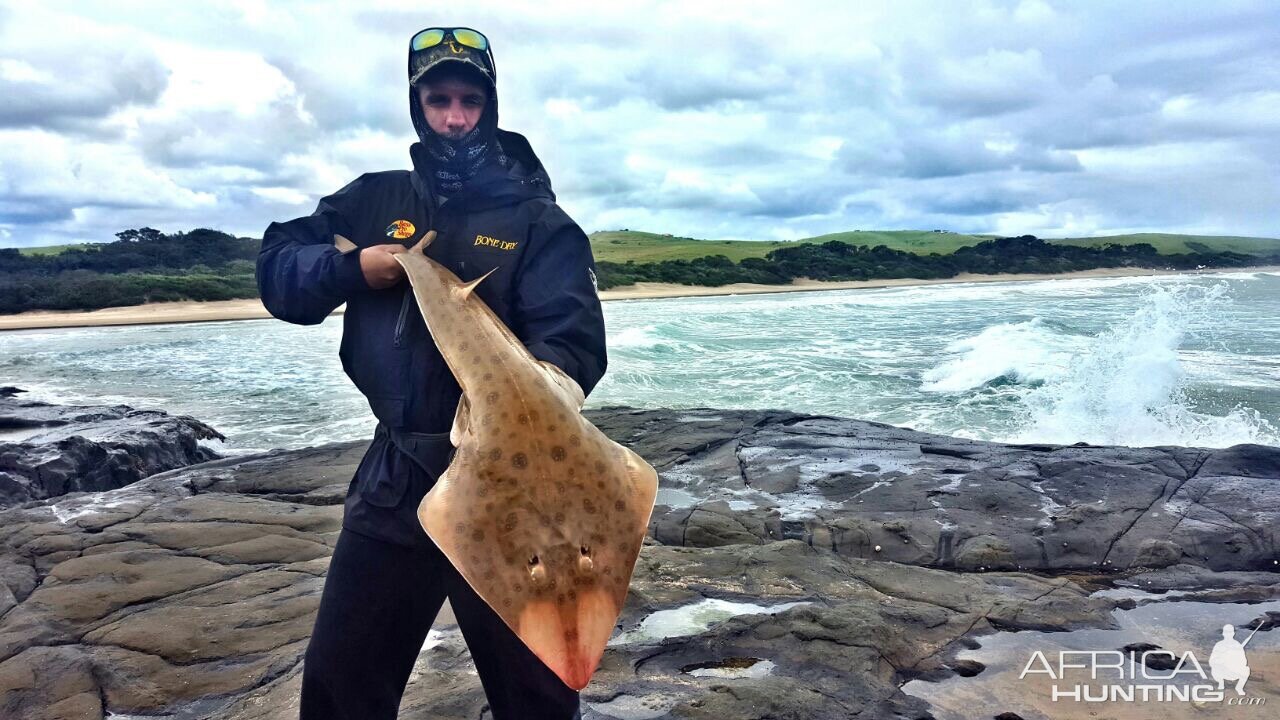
[921,318,1073,393]
[1005,283,1280,448]
[611,324,665,349]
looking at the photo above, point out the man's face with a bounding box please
[416,77,487,140]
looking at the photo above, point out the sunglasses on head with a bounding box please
[411,27,489,53]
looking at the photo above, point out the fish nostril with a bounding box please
[580,545,590,557]
[529,555,539,566]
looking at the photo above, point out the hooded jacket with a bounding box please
[256,130,607,545]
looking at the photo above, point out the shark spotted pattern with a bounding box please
[386,231,658,691]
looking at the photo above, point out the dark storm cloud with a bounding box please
[0,49,168,129]
[917,186,1032,216]
[0,198,75,225]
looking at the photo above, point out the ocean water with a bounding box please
[1,270,1277,455]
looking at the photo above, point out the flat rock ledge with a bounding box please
[0,406,1275,720]
[0,387,224,508]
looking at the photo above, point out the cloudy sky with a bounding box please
[1,0,1277,248]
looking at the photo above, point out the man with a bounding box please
[256,26,605,720]
[1209,623,1251,696]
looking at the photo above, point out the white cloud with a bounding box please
[0,0,1278,248]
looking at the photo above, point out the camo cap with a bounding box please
[408,29,496,88]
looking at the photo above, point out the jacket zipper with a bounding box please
[393,287,412,347]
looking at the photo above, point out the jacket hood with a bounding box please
[408,30,499,151]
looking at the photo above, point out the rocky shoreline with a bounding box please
[0,387,224,508]
[0,399,1276,719]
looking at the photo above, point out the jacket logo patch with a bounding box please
[475,234,518,251]
[386,220,416,239]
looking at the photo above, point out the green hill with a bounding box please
[10,230,1280,263]
[588,230,1280,262]
[17,243,87,256]
[1050,233,1280,256]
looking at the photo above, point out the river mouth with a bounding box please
[903,593,1279,720]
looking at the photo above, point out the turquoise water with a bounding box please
[2,270,1277,454]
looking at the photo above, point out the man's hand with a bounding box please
[360,244,408,289]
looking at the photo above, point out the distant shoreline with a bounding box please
[2,264,1277,331]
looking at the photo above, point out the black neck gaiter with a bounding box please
[422,125,502,195]
[411,89,506,196]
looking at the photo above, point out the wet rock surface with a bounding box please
[0,406,1274,719]
[0,388,224,508]
[621,408,1280,574]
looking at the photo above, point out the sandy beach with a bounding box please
[2,264,1276,331]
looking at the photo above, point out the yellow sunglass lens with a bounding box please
[451,29,488,50]
[411,29,444,51]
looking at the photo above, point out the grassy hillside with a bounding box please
[10,230,1279,263]
[589,230,1280,262]
[587,229,999,263]
[1051,233,1280,256]
[587,231,788,263]
[797,230,997,255]
[17,243,87,256]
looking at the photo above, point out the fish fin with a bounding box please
[457,267,499,301]
[537,360,586,409]
[409,229,438,255]
[334,234,357,254]
[450,393,470,447]
[624,445,660,513]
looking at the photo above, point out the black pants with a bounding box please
[301,519,581,718]
[301,423,581,718]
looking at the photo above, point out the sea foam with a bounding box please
[1005,283,1280,447]
[920,318,1076,393]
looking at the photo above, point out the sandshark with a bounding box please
[380,230,658,690]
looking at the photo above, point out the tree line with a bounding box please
[592,236,1276,289]
[1,230,1276,314]
[0,228,259,313]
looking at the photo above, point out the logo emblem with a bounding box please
[1019,618,1266,705]
[474,234,518,251]
[386,220,415,239]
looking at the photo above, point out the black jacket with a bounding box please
[257,130,607,431]
[256,130,608,545]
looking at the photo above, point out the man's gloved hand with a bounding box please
[360,244,408,289]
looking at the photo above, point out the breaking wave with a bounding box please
[920,318,1076,393]
[1001,284,1280,447]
